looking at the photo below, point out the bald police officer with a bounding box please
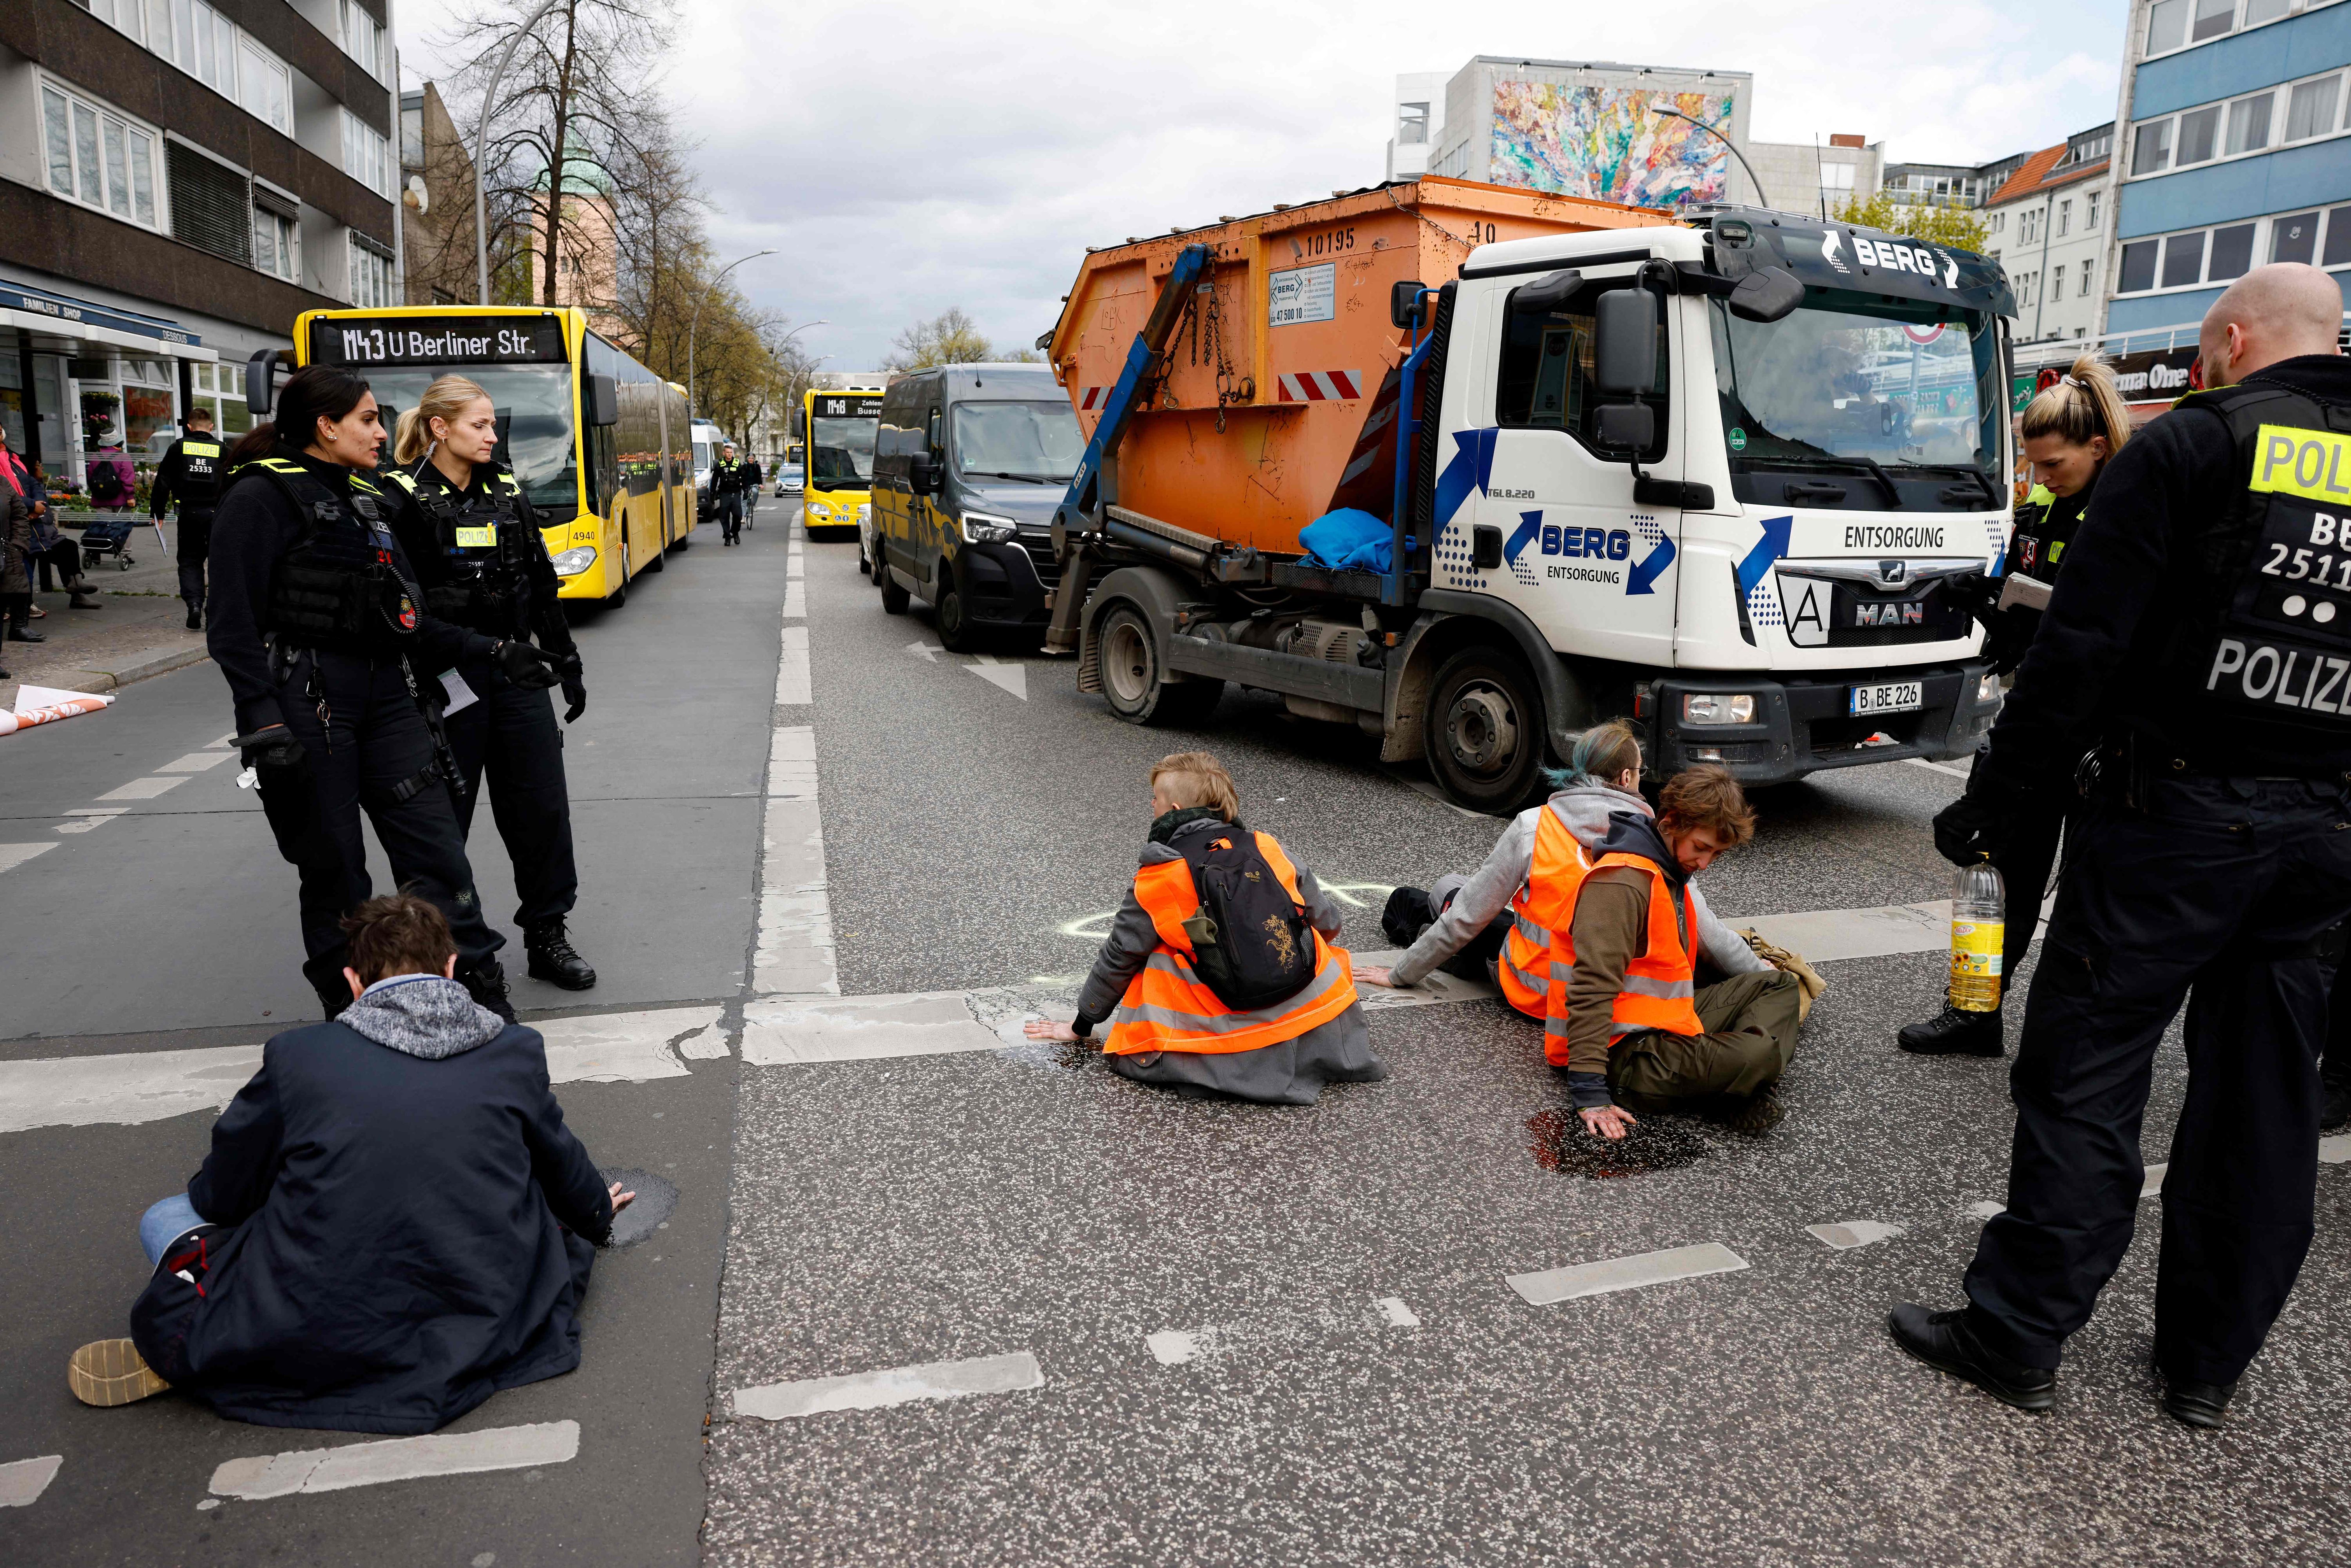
[1893,264,2351,1428]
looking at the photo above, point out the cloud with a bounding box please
[399,0,2126,369]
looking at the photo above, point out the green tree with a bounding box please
[1832,191,1991,255]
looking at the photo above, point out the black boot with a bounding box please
[460,958,518,1023]
[302,948,355,1020]
[1888,1303,2056,1412]
[185,606,201,629]
[526,920,598,990]
[7,624,43,642]
[1898,1005,2005,1057]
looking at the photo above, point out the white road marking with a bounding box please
[94,775,188,801]
[158,750,234,773]
[0,1454,63,1508]
[1905,756,1972,781]
[1375,1296,1421,1327]
[1508,1243,1750,1306]
[782,578,805,619]
[208,1420,578,1500]
[731,1351,1043,1420]
[742,991,1003,1065]
[788,554,805,579]
[906,639,943,664]
[0,842,58,872]
[1808,1220,1905,1250]
[967,654,1027,701]
[2322,1135,2351,1164]
[2142,1162,2167,1198]
[537,1007,722,1084]
[768,725,817,800]
[775,624,812,707]
[56,808,125,835]
[1967,1201,2007,1219]
[751,799,835,995]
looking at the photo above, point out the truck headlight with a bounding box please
[550,545,597,578]
[961,511,1017,544]
[1978,672,2003,705]
[1682,693,1756,726]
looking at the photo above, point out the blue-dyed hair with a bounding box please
[1542,719,1643,793]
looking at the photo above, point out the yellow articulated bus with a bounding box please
[799,386,880,540]
[291,306,693,603]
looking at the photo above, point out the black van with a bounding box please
[870,364,1085,650]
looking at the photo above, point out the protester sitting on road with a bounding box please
[67,894,632,1434]
[1023,750,1382,1105]
[1362,721,1778,995]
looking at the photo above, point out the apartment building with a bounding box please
[1385,71,1447,182]
[0,0,398,491]
[1981,124,2116,352]
[399,81,475,307]
[2102,0,2351,347]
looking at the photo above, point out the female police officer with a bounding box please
[206,365,560,1020]
[382,375,596,991]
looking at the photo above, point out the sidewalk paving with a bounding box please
[2,516,208,710]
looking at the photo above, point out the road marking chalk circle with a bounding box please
[732,1351,1043,1420]
[208,1420,578,1500]
[0,1454,63,1508]
[1508,1243,1751,1307]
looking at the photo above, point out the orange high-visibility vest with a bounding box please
[1544,850,1704,1066]
[1496,804,1592,1024]
[1106,830,1359,1056]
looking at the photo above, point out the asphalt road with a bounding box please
[4,505,2348,1566]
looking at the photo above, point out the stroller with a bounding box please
[80,514,139,572]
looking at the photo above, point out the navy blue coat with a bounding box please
[131,1017,614,1434]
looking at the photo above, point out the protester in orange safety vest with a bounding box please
[1024,751,1382,1105]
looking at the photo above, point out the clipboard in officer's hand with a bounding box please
[1998,574,2052,614]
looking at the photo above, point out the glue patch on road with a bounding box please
[1807,1220,1905,1250]
[1507,1243,1750,1306]
[208,1421,578,1500]
[741,992,1002,1065]
[731,1352,1042,1420]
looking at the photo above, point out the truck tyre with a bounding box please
[936,586,976,653]
[1097,604,1221,727]
[878,563,910,615]
[1425,645,1543,812]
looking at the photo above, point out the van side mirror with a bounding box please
[1389,279,1429,330]
[1728,265,1804,323]
[585,373,619,427]
[1509,269,1585,315]
[1592,288,1657,395]
[908,453,937,496]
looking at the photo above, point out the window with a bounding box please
[2325,207,2351,267]
[2244,0,2289,20]
[339,0,386,81]
[2050,263,2066,299]
[2288,76,2342,143]
[2117,214,2340,292]
[2161,230,2207,287]
[2119,237,2159,293]
[2176,105,2221,165]
[237,37,290,134]
[2079,257,2096,294]
[167,139,250,264]
[1496,276,1670,463]
[342,110,392,197]
[2133,71,2345,181]
[2146,0,2188,52]
[127,0,290,135]
[2057,198,2072,237]
[39,82,162,230]
[2209,222,2256,280]
[2226,92,2273,156]
[251,190,299,281]
[2020,208,2039,245]
[1397,101,1428,145]
[2193,0,2236,41]
[2133,118,2172,174]
[2087,190,2101,230]
[1819,160,1856,205]
[348,234,393,308]
[2274,210,2320,265]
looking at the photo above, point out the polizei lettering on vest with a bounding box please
[2206,637,2351,716]
[2252,425,2351,503]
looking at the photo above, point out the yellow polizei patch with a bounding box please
[2251,425,2351,503]
[455,526,498,548]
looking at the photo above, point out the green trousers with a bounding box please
[1607,969,1803,1106]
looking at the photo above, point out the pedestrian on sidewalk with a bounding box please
[151,406,225,630]
[0,454,30,670]
[4,433,103,616]
[1024,750,1384,1105]
[67,894,633,1433]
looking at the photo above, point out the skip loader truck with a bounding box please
[1037,177,2019,810]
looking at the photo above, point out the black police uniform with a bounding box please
[383,458,596,990]
[1904,353,2351,1416]
[711,456,747,545]
[1900,477,2101,1058]
[151,427,226,625]
[206,447,545,1020]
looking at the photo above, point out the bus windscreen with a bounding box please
[810,415,876,485]
[366,364,578,512]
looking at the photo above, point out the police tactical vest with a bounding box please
[2007,483,2075,585]
[234,458,420,650]
[384,465,531,636]
[179,438,223,507]
[2160,382,2351,765]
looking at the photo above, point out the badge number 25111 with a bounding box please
[1849,681,1924,717]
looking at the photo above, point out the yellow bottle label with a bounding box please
[1950,919,2004,1012]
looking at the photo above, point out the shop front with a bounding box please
[0,275,220,505]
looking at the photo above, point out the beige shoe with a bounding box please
[68,1339,170,1406]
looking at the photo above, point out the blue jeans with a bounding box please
[139,1193,206,1267]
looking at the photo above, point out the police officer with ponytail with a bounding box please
[206,365,561,1021]
[1899,354,2133,1059]
[381,375,597,991]
[1893,265,2351,1430]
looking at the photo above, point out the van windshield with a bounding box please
[1709,290,2003,509]
[951,400,1084,483]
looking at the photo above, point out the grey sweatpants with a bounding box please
[1607,969,1802,1106]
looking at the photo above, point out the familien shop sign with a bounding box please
[309,315,568,367]
[0,279,199,347]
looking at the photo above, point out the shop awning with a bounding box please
[0,278,217,363]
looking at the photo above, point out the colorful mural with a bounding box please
[1489,83,1734,209]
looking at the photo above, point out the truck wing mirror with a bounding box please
[1591,288,1657,395]
[1508,269,1584,316]
[1389,279,1430,330]
[245,349,277,417]
[585,373,619,427]
[1728,265,1804,323]
[1596,402,1655,451]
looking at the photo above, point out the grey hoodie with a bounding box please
[1389,783,1770,988]
[337,976,507,1059]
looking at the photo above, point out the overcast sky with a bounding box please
[400,0,2127,371]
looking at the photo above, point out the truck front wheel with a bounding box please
[1425,646,1543,812]
[1098,605,1221,727]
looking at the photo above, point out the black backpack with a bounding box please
[1171,827,1319,1012]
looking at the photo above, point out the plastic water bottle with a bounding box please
[1949,858,2007,1014]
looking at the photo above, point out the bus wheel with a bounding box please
[1098,605,1221,728]
[605,542,629,608]
[1425,645,1541,811]
[647,538,665,572]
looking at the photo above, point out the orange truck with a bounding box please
[1039,179,2020,809]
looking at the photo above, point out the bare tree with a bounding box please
[885,308,996,371]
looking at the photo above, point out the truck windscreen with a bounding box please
[1709,292,2003,511]
[366,365,578,514]
[811,415,876,485]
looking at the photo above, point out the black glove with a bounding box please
[232,724,306,771]
[555,650,586,723]
[493,639,561,691]
[1932,794,2004,867]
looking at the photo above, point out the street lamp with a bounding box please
[687,248,776,416]
[473,0,565,306]
[1652,107,1770,212]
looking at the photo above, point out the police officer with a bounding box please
[206,365,561,1021]
[381,374,597,991]
[151,406,224,630]
[712,441,747,545]
[1891,264,2351,1429]
[1898,355,2133,1059]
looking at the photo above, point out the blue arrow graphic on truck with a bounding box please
[1735,514,1793,594]
[1625,535,1676,595]
[1434,428,1500,524]
[1503,509,1543,566]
